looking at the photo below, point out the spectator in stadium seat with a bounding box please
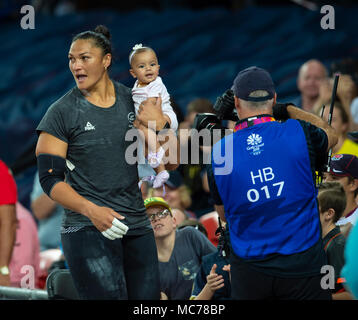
[177,98,215,217]
[324,154,358,234]
[30,170,64,251]
[171,207,189,226]
[315,76,357,126]
[293,59,328,113]
[0,160,41,288]
[144,197,216,300]
[319,101,358,157]
[0,160,17,287]
[190,226,231,300]
[313,59,358,131]
[318,181,353,300]
[177,219,208,238]
[329,59,358,131]
[9,202,41,289]
[150,170,197,220]
[180,98,215,132]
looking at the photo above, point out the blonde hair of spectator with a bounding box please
[147,185,192,209]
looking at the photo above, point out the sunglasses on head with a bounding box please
[148,209,171,222]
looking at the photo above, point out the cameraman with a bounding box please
[207,66,338,300]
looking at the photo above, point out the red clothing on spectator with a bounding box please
[0,160,41,288]
[0,160,17,204]
[9,202,41,288]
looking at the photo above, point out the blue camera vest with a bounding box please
[212,118,320,259]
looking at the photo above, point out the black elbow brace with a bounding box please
[37,154,66,197]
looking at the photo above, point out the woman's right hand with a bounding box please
[87,203,128,240]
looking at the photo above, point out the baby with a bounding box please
[129,44,178,189]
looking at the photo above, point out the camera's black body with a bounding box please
[193,89,237,141]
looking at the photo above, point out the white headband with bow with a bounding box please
[129,43,148,64]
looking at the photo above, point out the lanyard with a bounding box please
[234,115,275,132]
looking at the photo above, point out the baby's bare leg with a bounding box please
[143,126,169,188]
[148,133,169,189]
[137,120,165,170]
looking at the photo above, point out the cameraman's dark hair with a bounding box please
[72,25,112,57]
[318,181,346,223]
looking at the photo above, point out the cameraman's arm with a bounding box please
[286,105,338,151]
[215,205,226,223]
